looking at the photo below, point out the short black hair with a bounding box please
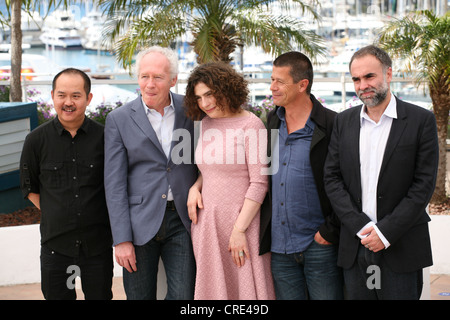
[273,51,314,94]
[52,68,91,96]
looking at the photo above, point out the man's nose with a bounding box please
[146,77,157,87]
[359,79,370,91]
[64,96,75,105]
[270,81,277,91]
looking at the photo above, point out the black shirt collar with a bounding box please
[53,116,90,136]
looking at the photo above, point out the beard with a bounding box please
[357,81,390,108]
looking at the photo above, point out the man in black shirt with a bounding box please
[20,68,113,300]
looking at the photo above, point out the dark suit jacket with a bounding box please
[259,94,341,255]
[324,96,438,273]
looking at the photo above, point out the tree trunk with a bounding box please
[430,80,450,205]
[10,0,23,102]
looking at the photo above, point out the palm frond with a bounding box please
[99,0,325,67]
[379,10,450,92]
[191,19,219,62]
[112,10,187,70]
[234,10,326,62]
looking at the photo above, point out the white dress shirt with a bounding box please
[357,92,397,248]
[142,94,175,201]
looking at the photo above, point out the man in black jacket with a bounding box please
[324,45,438,299]
[259,52,343,300]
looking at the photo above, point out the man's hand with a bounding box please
[115,241,137,273]
[314,231,332,245]
[360,226,385,252]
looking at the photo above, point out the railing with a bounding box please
[0,70,431,111]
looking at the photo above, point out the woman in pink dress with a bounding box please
[184,62,275,300]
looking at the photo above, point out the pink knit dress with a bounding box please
[191,111,275,300]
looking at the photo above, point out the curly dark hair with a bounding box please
[184,62,249,120]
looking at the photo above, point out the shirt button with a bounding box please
[162,194,167,199]
[73,176,77,180]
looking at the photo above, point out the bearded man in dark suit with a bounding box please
[324,45,438,300]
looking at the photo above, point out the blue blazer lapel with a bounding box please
[130,96,166,157]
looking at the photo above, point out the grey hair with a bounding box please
[134,46,179,79]
[349,45,392,72]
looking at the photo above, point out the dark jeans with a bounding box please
[123,206,196,300]
[343,244,423,300]
[40,245,113,300]
[271,240,344,300]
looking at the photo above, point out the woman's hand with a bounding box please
[228,226,250,267]
[187,185,203,224]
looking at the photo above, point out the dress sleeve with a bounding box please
[244,115,269,204]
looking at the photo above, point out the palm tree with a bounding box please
[379,10,450,205]
[97,0,326,69]
[2,0,24,102]
[1,0,75,102]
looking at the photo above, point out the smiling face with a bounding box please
[270,66,307,108]
[138,52,177,113]
[51,72,92,131]
[350,55,392,108]
[194,82,233,118]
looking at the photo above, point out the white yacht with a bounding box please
[39,10,82,49]
[42,9,81,30]
[39,29,82,49]
[80,11,110,52]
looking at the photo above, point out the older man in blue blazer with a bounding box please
[104,46,197,300]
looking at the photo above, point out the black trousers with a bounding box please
[40,244,113,300]
[343,244,423,300]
